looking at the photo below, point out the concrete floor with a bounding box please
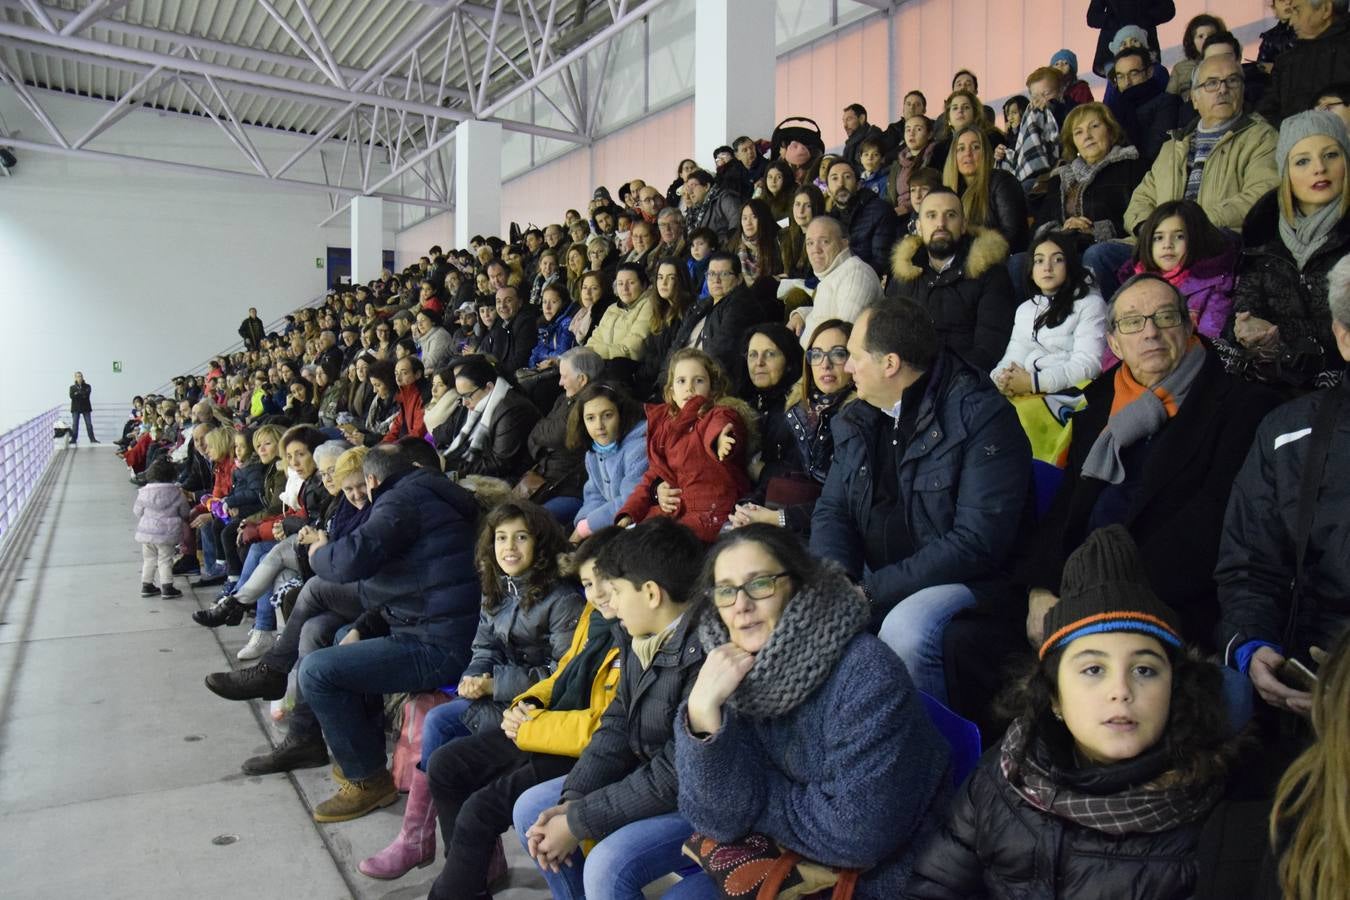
[0,446,557,900]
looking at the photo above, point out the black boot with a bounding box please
[192,596,247,628]
[204,661,288,701]
[241,730,329,775]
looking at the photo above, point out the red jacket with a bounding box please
[209,456,236,500]
[382,382,427,443]
[618,397,751,542]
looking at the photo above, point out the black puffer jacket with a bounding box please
[1228,215,1350,385]
[886,227,1017,371]
[1257,16,1350,127]
[980,170,1031,253]
[526,392,586,497]
[905,724,1216,900]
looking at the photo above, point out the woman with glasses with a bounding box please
[435,357,541,480]
[730,320,856,534]
[1226,110,1350,392]
[668,524,950,900]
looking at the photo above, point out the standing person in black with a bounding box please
[238,307,266,352]
[69,371,97,444]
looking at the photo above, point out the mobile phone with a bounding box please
[1277,658,1318,693]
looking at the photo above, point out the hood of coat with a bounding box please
[891,226,1010,283]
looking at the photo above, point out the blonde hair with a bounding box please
[943,126,995,231]
[1278,144,1350,225]
[252,424,285,453]
[1270,632,1350,900]
[204,426,235,460]
[1059,102,1126,161]
[333,446,368,484]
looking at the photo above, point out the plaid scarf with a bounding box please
[1010,105,1061,182]
[999,718,1221,835]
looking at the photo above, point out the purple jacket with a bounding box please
[133,481,190,545]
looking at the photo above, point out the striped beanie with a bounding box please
[1039,525,1183,659]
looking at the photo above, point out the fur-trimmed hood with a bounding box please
[890,226,1010,283]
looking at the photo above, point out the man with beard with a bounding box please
[886,187,1016,370]
[826,159,899,278]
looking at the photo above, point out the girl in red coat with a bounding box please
[617,348,753,542]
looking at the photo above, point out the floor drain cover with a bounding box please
[184,734,205,742]
[212,834,239,846]
[159,649,173,653]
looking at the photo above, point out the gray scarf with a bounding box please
[696,561,869,719]
[1082,340,1206,485]
[1280,201,1342,271]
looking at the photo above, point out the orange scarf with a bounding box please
[1108,335,1201,418]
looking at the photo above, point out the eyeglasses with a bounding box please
[1112,307,1186,334]
[1113,68,1148,86]
[1197,75,1243,94]
[710,572,789,608]
[806,346,849,367]
[1317,100,1346,112]
[705,270,734,280]
[456,385,484,401]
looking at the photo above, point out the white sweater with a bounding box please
[991,291,1108,394]
[792,249,883,346]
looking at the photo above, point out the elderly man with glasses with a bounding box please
[1125,55,1279,235]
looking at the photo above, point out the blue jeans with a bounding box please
[513,775,694,900]
[1083,240,1134,300]
[299,633,469,781]
[876,583,978,704]
[237,541,278,631]
[543,495,584,526]
[420,697,473,770]
[662,872,718,899]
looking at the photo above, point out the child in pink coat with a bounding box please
[133,458,190,598]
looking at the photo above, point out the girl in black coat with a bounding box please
[906,526,1240,900]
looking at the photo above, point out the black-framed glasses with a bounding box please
[806,346,849,367]
[1112,307,1186,334]
[710,572,789,608]
[1197,75,1243,94]
[457,385,484,402]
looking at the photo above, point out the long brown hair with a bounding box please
[473,501,570,613]
[662,348,730,413]
[1270,630,1350,900]
[943,126,995,232]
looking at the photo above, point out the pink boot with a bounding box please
[358,768,437,879]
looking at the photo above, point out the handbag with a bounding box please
[682,832,858,900]
[513,467,554,502]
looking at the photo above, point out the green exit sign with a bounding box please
[315,257,324,268]
[112,361,122,373]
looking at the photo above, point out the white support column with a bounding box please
[351,196,384,283]
[454,119,502,248]
[693,0,775,164]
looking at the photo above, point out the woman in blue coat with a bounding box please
[566,382,649,543]
[669,525,951,899]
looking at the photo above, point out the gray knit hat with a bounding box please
[1109,25,1150,55]
[1276,109,1350,179]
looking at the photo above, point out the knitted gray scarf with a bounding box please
[696,560,870,720]
[1082,341,1205,485]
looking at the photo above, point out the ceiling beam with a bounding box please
[59,0,131,37]
[2,134,452,210]
[0,0,470,102]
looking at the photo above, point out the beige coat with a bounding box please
[1124,113,1279,235]
[586,290,654,360]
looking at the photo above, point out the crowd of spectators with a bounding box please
[115,4,1350,897]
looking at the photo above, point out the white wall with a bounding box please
[0,91,397,432]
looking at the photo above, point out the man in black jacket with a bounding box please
[841,102,885,171]
[69,371,96,443]
[238,307,266,351]
[517,518,705,895]
[669,252,778,379]
[294,446,481,823]
[1216,258,1350,717]
[826,159,899,278]
[886,188,1016,371]
[478,285,539,375]
[1258,0,1350,127]
[1108,46,1182,166]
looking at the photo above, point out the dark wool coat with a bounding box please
[69,382,92,414]
[1035,151,1149,240]
[835,188,901,277]
[1087,0,1176,77]
[676,632,950,900]
[1257,16,1350,126]
[888,227,1018,372]
[1023,349,1280,649]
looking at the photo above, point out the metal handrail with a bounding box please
[0,405,61,555]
